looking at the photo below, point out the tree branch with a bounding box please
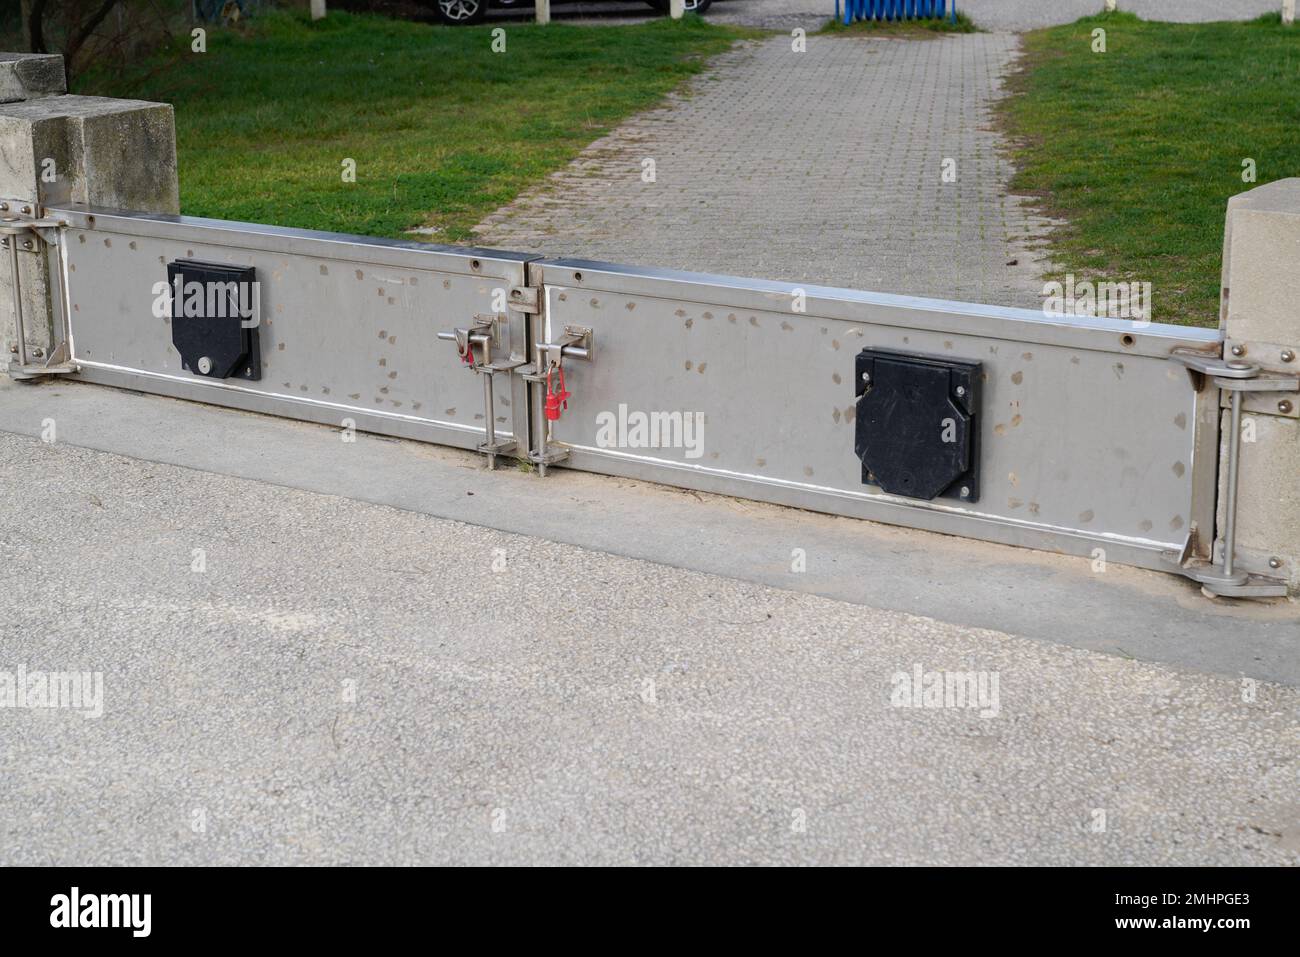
[64,0,125,80]
[28,0,49,54]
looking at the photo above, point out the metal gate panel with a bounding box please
[50,206,534,452]
[533,259,1224,572]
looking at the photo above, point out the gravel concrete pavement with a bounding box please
[1,430,1297,865]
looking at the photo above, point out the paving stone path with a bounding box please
[473,32,1057,307]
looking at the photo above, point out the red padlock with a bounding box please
[544,365,570,422]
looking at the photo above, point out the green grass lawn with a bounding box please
[77,10,746,243]
[998,12,1300,327]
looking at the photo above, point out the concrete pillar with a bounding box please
[1,53,65,104]
[1218,178,1300,592]
[536,0,551,25]
[310,0,327,21]
[0,52,177,374]
[670,0,684,18]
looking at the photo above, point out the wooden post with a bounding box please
[1284,0,1296,26]
[310,0,327,21]
[536,0,550,24]
[669,0,684,18]
[1104,0,1116,11]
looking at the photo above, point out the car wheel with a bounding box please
[644,0,714,14]
[432,0,490,25]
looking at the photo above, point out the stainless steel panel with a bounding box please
[535,259,1223,571]
[51,205,534,452]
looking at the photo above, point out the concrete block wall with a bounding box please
[0,52,65,103]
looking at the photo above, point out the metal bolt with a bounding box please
[955,385,967,397]
[960,486,971,498]
[0,203,8,211]
[197,356,213,375]
[8,344,16,354]
[1231,345,1246,357]
[861,372,870,383]
[1268,557,1283,569]
[21,240,32,250]
[31,347,42,359]
[1282,350,1296,363]
[20,205,31,215]
[1279,400,1294,415]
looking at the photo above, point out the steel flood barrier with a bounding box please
[4,201,1296,598]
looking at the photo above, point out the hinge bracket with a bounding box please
[507,285,539,314]
[1163,350,1299,598]
[3,200,75,380]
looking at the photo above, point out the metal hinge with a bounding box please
[1163,350,1299,598]
[3,199,75,380]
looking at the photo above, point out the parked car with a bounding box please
[424,0,713,27]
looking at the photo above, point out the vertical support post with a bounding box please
[536,0,551,25]
[670,0,684,19]
[310,0,327,21]
[5,233,27,368]
[1221,391,1243,579]
[533,345,550,478]
[482,370,498,471]
[1104,0,1117,11]
[1217,178,1300,593]
[1284,1,1296,26]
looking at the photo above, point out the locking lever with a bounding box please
[524,325,592,476]
[439,314,523,470]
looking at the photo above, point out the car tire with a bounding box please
[644,0,714,14]
[430,0,490,25]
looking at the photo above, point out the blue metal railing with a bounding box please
[836,0,958,24]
